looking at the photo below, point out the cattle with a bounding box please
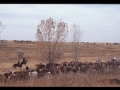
[68,62,73,67]
[107,61,114,69]
[65,66,73,74]
[51,66,59,75]
[3,71,21,82]
[3,72,11,79]
[87,62,93,66]
[8,73,26,81]
[59,65,66,73]
[8,74,20,81]
[68,61,79,67]
[37,67,47,77]
[46,63,51,68]
[46,63,59,68]
[3,58,120,83]
[26,66,29,71]
[61,62,68,67]
[72,67,78,73]
[11,71,29,80]
[37,67,49,74]
[82,61,88,66]
[53,63,60,67]
[35,63,45,69]
[80,65,90,72]
[29,71,38,80]
[90,64,98,70]
[3,71,16,79]
[78,62,83,67]
[101,62,108,68]
[43,71,52,79]
[13,71,25,74]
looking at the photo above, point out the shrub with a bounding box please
[17,49,24,59]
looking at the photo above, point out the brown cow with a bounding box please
[80,65,90,72]
[65,66,73,73]
[59,65,66,73]
[107,61,114,69]
[68,62,73,67]
[78,62,83,67]
[72,67,78,73]
[87,62,94,66]
[90,64,98,70]
[61,62,69,67]
[51,66,59,75]
[53,63,60,67]
[102,62,108,68]
[35,63,45,69]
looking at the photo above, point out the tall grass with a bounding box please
[1,68,120,87]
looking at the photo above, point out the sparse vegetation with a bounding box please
[17,49,24,59]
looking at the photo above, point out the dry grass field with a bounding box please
[0,40,120,87]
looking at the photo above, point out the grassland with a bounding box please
[0,40,120,87]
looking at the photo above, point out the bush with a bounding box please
[17,49,24,59]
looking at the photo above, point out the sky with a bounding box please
[0,4,120,43]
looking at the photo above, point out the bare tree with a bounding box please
[0,21,6,40]
[0,21,6,51]
[71,24,83,66]
[35,18,68,71]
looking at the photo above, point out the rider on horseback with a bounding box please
[22,58,27,66]
[96,56,102,66]
[18,59,20,66]
[23,58,25,62]
[96,56,101,63]
[113,57,118,61]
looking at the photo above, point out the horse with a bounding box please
[21,58,27,66]
[12,62,23,69]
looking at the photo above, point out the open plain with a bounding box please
[0,40,120,87]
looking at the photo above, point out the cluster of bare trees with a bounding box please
[0,21,7,57]
[0,21,5,41]
[35,18,83,71]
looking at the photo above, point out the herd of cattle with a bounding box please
[1,58,120,83]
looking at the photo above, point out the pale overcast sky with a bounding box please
[0,4,120,43]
